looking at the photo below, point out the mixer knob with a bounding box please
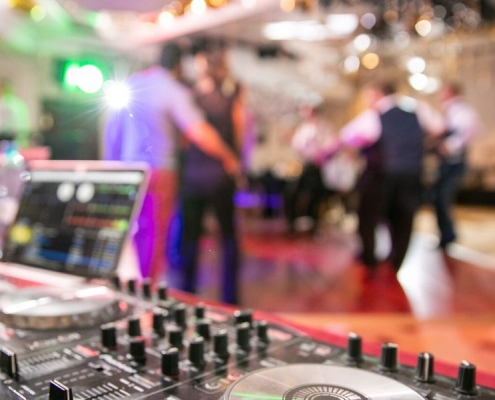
[379,343,398,372]
[174,303,187,328]
[127,279,137,295]
[188,336,206,369]
[195,303,206,319]
[158,282,168,301]
[213,329,230,361]
[49,380,74,400]
[168,326,184,350]
[234,309,253,328]
[236,322,251,353]
[129,337,146,363]
[153,309,167,338]
[346,332,363,364]
[256,321,270,345]
[416,352,435,383]
[196,318,211,341]
[142,278,152,299]
[111,275,121,291]
[162,347,180,378]
[101,323,117,349]
[0,347,19,379]
[128,316,142,337]
[455,361,478,395]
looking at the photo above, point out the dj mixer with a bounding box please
[0,278,493,400]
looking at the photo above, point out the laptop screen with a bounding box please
[1,161,148,279]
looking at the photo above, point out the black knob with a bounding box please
[157,282,168,300]
[101,323,117,349]
[128,316,141,337]
[195,303,206,319]
[129,337,146,363]
[380,343,398,372]
[188,336,205,369]
[346,332,363,364]
[234,309,253,328]
[153,309,167,337]
[49,380,74,400]
[416,352,435,383]
[174,303,187,328]
[127,279,137,295]
[455,361,477,395]
[168,326,184,350]
[196,319,211,341]
[213,329,229,360]
[0,347,18,379]
[142,278,152,299]
[161,347,180,377]
[111,275,121,291]
[236,322,251,352]
[257,321,270,345]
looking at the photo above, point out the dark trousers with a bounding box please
[432,162,465,247]
[357,170,421,271]
[284,163,324,231]
[179,177,240,304]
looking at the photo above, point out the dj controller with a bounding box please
[0,278,494,400]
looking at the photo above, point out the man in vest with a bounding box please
[339,81,444,277]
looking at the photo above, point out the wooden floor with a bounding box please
[165,205,495,378]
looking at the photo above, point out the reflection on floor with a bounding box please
[168,206,495,318]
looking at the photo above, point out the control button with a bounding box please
[416,352,435,383]
[127,279,137,295]
[256,320,270,345]
[111,275,121,291]
[195,303,206,319]
[158,283,168,301]
[188,336,205,369]
[129,337,146,363]
[380,343,398,372]
[162,347,180,378]
[153,309,167,338]
[128,316,142,337]
[196,319,211,341]
[455,361,478,396]
[101,323,117,349]
[204,381,222,392]
[234,309,253,328]
[168,326,184,350]
[174,303,187,329]
[346,332,363,364]
[236,322,251,353]
[142,278,152,299]
[213,329,229,360]
[49,380,73,400]
[0,347,18,379]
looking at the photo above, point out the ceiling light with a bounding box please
[409,73,428,91]
[343,56,360,73]
[415,19,432,36]
[361,53,379,70]
[326,14,359,37]
[360,13,376,29]
[406,57,426,74]
[104,81,131,110]
[191,0,207,15]
[354,34,371,52]
[158,11,175,27]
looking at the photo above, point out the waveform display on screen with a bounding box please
[2,170,145,278]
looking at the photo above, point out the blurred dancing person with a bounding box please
[338,81,443,276]
[104,42,239,282]
[178,43,245,304]
[432,82,482,249]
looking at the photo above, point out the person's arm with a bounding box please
[340,109,381,148]
[184,121,239,175]
[170,84,239,175]
[232,89,246,154]
[442,103,481,156]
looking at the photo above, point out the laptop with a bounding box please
[0,160,149,290]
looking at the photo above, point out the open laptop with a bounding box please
[0,160,149,290]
